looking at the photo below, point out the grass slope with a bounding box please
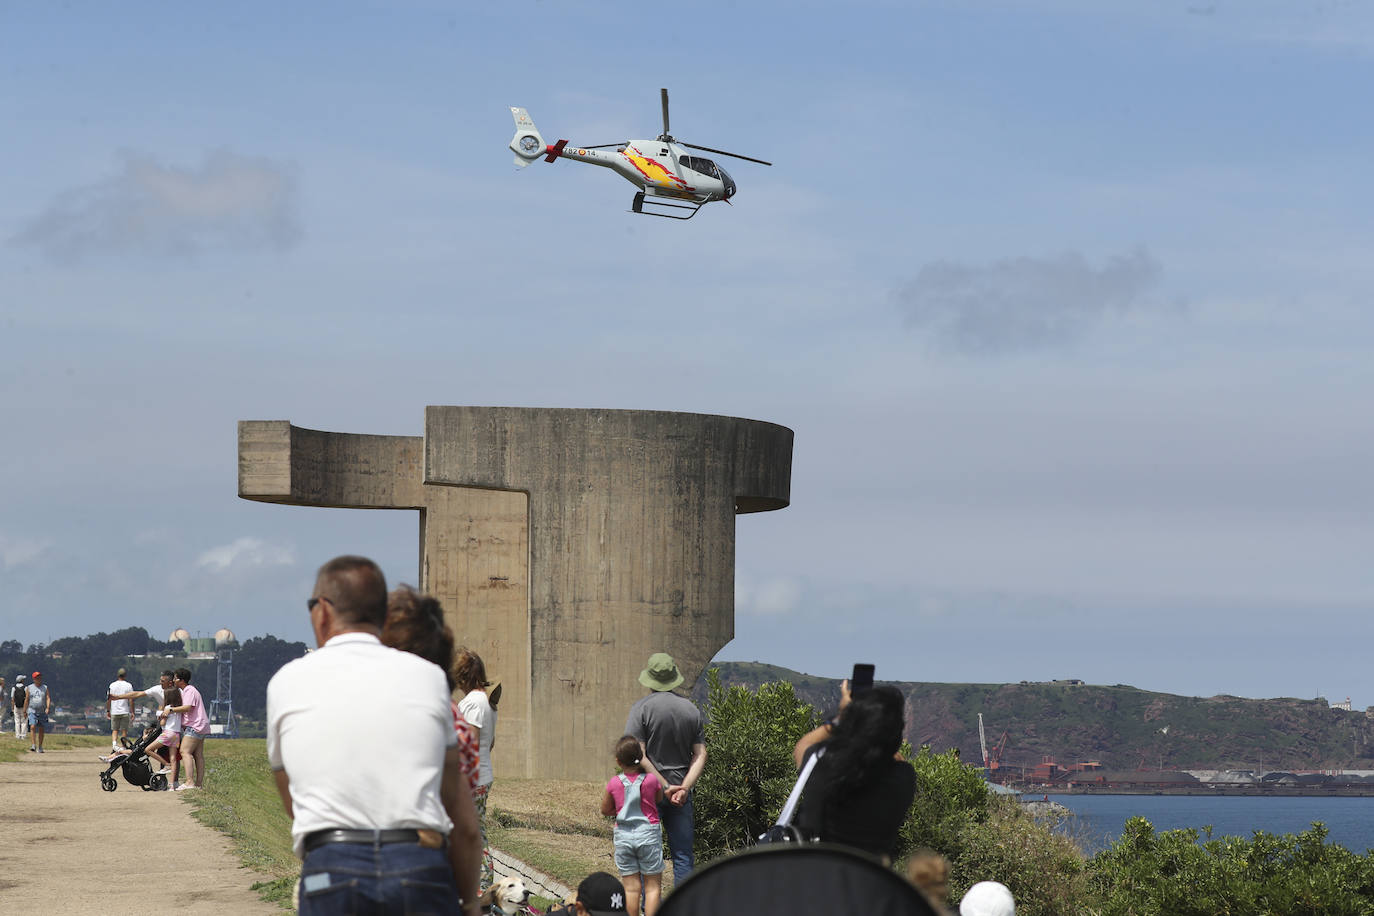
[180,738,299,908]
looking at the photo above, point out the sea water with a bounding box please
[1044,794,1374,855]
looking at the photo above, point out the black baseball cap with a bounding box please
[577,872,627,916]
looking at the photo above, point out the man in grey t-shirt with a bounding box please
[624,652,707,883]
[26,671,52,753]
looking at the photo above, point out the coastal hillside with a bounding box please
[697,662,1374,772]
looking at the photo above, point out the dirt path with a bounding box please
[0,747,281,914]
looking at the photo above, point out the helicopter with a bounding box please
[508,89,771,220]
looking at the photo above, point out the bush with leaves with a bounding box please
[898,747,1088,914]
[900,743,992,857]
[692,668,819,860]
[1086,817,1374,916]
[950,795,1087,915]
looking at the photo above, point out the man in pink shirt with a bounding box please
[172,667,209,790]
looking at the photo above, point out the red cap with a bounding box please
[31,671,41,678]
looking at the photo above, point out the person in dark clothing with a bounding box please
[791,682,916,862]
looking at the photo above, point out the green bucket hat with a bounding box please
[639,653,684,692]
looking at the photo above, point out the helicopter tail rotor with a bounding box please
[509,107,547,168]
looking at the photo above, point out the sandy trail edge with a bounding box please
[0,745,282,914]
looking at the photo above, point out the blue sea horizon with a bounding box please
[1045,794,1374,855]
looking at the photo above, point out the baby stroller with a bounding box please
[659,843,939,916]
[98,724,168,792]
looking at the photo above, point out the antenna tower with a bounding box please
[210,647,237,738]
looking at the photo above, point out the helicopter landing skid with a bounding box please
[631,191,701,220]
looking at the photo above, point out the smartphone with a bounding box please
[851,663,875,695]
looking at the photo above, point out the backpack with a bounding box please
[13,685,25,706]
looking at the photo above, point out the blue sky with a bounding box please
[3,1,1372,710]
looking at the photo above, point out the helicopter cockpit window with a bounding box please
[681,156,721,179]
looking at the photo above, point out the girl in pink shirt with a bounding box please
[600,735,664,916]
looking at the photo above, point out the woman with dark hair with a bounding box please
[382,587,482,795]
[791,681,916,862]
[455,647,496,888]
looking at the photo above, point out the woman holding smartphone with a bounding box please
[791,677,916,862]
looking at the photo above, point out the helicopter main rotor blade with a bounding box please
[580,143,628,149]
[660,88,671,138]
[680,141,772,166]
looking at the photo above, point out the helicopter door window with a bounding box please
[681,156,720,179]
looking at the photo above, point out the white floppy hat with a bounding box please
[960,881,1015,916]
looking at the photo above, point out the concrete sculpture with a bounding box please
[239,407,792,780]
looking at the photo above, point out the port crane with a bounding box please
[977,713,1008,773]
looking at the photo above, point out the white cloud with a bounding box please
[0,534,52,570]
[895,248,1164,354]
[196,537,296,574]
[737,573,803,616]
[10,149,300,262]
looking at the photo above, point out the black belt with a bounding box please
[303,829,425,854]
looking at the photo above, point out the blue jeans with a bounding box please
[660,791,695,883]
[298,840,459,916]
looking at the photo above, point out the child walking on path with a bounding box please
[601,735,665,916]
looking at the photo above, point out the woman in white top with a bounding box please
[455,649,495,888]
[147,686,183,780]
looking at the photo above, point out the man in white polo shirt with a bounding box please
[268,555,482,915]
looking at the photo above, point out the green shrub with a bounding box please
[950,796,1086,916]
[1086,818,1374,916]
[693,668,819,860]
[901,744,992,859]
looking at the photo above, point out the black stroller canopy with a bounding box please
[659,843,939,915]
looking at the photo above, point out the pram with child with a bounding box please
[98,723,169,792]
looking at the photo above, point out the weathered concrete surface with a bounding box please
[239,408,792,781]
[238,419,424,508]
[0,748,279,914]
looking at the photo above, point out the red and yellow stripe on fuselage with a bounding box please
[552,142,703,201]
[621,146,697,200]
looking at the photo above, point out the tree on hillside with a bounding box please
[232,635,309,719]
[49,627,159,659]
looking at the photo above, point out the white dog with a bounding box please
[479,875,532,915]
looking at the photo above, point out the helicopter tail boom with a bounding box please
[508,107,547,168]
